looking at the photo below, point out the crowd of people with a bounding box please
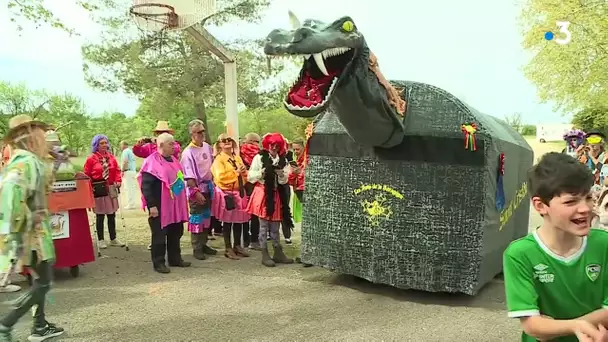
[83,120,308,273]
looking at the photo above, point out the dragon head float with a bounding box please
[264,12,406,148]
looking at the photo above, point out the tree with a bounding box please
[520,124,537,136]
[81,0,283,136]
[0,81,49,134]
[572,107,608,136]
[6,0,100,35]
[519,0,608,112]
[505,112,523,132]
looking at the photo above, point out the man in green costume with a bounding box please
[0,115,64,341]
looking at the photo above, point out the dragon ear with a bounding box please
[288,10,301,29]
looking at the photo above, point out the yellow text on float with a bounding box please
[499,182,528,231]
[353,183,405,199]
[354,183,404,227]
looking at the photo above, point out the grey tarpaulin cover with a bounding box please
[301,81,534,295]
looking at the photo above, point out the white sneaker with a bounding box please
[0,284,21,293]
[109,239,125,247]
[98,240,108,249]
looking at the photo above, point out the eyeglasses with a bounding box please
[192,130,205,135]
[219,138,233,143]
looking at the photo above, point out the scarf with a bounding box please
[240,143,260,168]
[261,150,288,216]
[97,152,110,180]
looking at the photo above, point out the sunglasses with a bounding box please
[192,130,205,135]
[219,138,233,143]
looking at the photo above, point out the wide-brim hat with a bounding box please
[4,114,50,143]
[152,121,174,134]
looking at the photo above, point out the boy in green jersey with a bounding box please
[504,152,608,342]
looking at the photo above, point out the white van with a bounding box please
[536,124,572,143]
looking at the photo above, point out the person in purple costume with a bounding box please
[180,119,218,260]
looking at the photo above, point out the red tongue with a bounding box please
[288,71,338,108]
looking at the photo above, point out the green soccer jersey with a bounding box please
[504,228,608,342]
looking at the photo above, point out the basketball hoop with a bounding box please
[129,0,217,32]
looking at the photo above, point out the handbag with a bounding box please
[224,158,245,210]
[92,180,108,198]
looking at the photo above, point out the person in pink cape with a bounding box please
[138,133,191,274]
[133,121,181,159]
[180,119,218,260]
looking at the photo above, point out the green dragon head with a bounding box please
[264,13,364,117]
[264,13,406,148]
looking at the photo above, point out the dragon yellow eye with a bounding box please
[342,20,354,32]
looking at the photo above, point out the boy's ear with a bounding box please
[532,196,549,215]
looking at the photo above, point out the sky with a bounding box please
[0,0,572,124]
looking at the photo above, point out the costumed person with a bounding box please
[139,133,191,273]
[280,135,295,244]
[180,120,217,260]
[84,135,125,249]
[0,115,64,341]
[240,132,261,248]
[288,139,306,220]
[120,141,139,210]
[577,130,608,194]
[561,129,585,159]
[210,133,250,260]
[246,133,294,267]
[133,121,181,159]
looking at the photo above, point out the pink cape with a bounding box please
[137,151,189,229]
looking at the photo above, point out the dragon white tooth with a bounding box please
[312,53,329,76]
[304,54,311,59]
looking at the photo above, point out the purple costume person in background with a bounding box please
[180,119,217,260]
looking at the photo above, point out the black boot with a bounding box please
[272,245,294,264]
[201,230,217,255]
[261,248,275,267]
[154,264,170,274]
[191,233,206,260]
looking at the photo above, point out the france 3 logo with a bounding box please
[544,21,572,45]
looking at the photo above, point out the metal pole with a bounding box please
[224,62,239,141]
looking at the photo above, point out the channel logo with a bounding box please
[544,21,572,45]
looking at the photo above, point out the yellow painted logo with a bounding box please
[353,183,404,226]
[499,182,528,231]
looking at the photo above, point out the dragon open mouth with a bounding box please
[284,48,356,112]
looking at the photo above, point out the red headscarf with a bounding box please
[262,133,287,155]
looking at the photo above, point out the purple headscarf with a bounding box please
[91,134,110,153]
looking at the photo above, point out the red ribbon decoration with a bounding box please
[461,123,478,151]
[498,153,505,175]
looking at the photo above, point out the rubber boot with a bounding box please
[201,230,217,255]
[272,245,293,264]
[261,248,276,267]
[191,233,206,260]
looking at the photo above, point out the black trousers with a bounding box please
[211,216,222,235]
[96,213,116,241]
[1,252,51,329]
[280,185,292,239]
[149,217,184,267]
[243,215,260,246]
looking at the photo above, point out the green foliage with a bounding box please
[572,107,608,137]
[6,0,101,35]
[519,0,608,112]
[520,124,536,136]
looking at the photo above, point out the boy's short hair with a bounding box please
[527,152,594,203]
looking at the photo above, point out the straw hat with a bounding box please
[152,121,174,134]
[4,114,49,143]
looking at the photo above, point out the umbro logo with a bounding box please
[534,264,549,271]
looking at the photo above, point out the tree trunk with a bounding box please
[194,101,211,144]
